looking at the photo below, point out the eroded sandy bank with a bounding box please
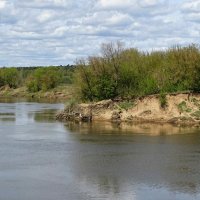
[57,93,200,125]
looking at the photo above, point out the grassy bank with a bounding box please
[0,65,75,102]
[0,84,75,102]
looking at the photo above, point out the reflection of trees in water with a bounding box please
[0,112,15,122]
[170,181,198,194]
[65,121,200,136]
[98,176,120,194]
[0,117,15,122]
[64,121,200,196]
[30,109,58,122]
[79,175,121,196]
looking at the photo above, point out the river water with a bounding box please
[0,100,200,200]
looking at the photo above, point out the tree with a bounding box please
[26,67,61,92]
[0,68,19,88]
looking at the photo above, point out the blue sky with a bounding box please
[0,0,199,66]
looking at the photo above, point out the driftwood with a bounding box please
[56,111,92,122]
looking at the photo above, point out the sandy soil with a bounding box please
[57,93,200,125]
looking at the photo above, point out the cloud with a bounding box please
[37,10,56,23]
[182,0,200,12]
[139,0,166,7]
[97,0,133,9]
[0,1,6,9]
[15,0,73,9]
[0,0,199,66]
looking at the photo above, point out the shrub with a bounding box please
[177,101,192,113]
[191,111,200,118]
[117,101,134,111]
[65,98,78,113]
[159,93,167,109]
[26,67,61,92]
[95,73,118,100]
[75,42,200,101]
[26,79,39,92]
[0,68,20,88]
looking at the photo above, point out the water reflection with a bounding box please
[0,97,65,103]
[29,109,60,123]
[0,101,200,200]
[64,121,200,198]
[0,101,64,124]
[65,121,200,136]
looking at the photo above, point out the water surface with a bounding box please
[0,100,200,200]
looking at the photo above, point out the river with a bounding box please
[0,100,200,200]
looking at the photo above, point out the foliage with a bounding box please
[159,93,168,109]
[65,98,79,113]
[2,42,200,100]
[177,101,192,113]
[117,101,134,111]
[75,42,200,101]
[26,67,61,92]
[0,65,74,93]
[191,111,200,118]
[191,98,200,107]
[26,78,39,92]
[0,68,20,88]
[95,73,118,100]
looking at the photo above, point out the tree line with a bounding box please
[75,42,200,101]
[0,65,74,92]
[1,42,200,100]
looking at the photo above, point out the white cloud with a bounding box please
[182,0,200,12]
[0,0,6,9]
[106,13,133,26]
[37,10,55,23]
[0,0,199,66]
[98,0,133,9]
[139,0,165,7]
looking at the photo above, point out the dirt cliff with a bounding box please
[56,93,200,125]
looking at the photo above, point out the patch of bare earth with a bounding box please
[57,93,200,125]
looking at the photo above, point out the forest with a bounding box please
[0,65,74,92]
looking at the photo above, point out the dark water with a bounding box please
[0,101,200,200]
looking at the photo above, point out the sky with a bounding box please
[0,0,200,67]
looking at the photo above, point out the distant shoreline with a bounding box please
[0,85,74,103]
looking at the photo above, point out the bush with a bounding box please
[0,68,20,88]
[117,101,134,111]
[159,93,167,109]
[139,77,159,96]
[177,101,192,113]
[26,67,61,92]
[65,98,78,113]
[95,73,118,100]
[75,42,200,101]
[26,79,39,92]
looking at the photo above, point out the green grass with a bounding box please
[191,98,200,108]
[177,101,192,113]
[191,111,200,118]
[117,101,135,111]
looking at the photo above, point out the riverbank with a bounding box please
[0,85,74,102]
[56,93,200,125]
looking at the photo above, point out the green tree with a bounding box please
[0,68,19,88]
[26,67,61,92]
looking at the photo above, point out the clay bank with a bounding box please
[56,93,200,125]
